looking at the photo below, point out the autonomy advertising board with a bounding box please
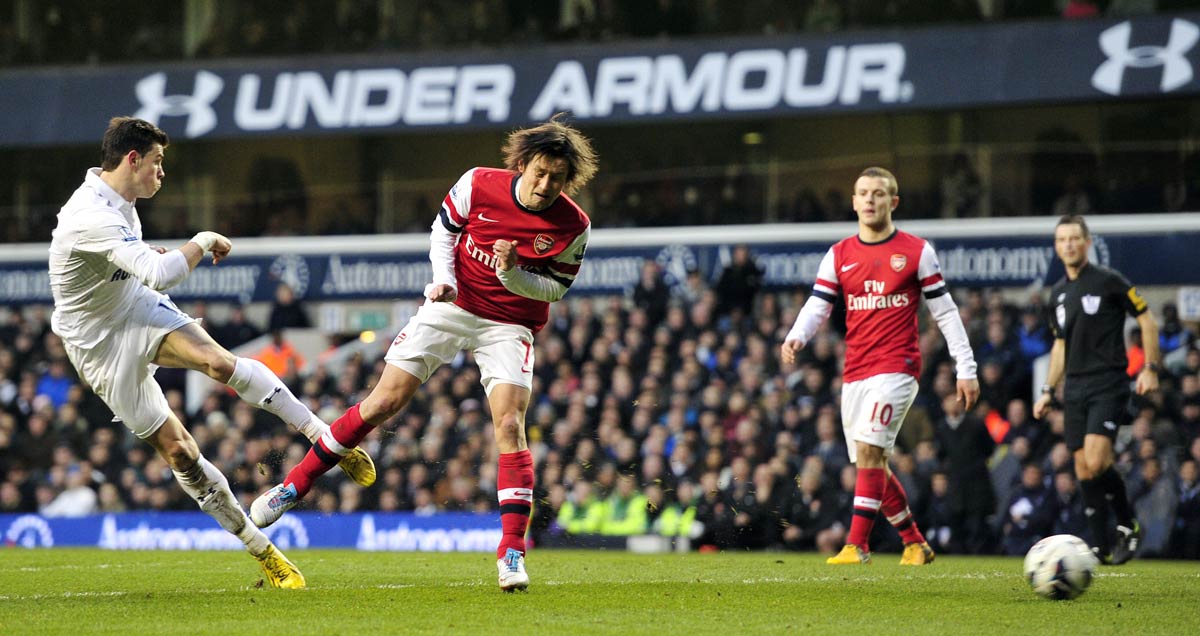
[0,231,1196,306]
[1,511,501,552]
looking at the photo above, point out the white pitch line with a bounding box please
[0,583,431,601]
[0,570,1144,601]
[14,561,191,573]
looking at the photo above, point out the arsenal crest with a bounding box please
[534,233,555,255]
[890,254,907,272]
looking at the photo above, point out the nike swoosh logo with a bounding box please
[841,263,859,272]
[477,213,500,222]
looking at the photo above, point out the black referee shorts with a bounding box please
[1062,372,1132,452]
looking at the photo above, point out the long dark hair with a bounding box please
[501,114,598,196]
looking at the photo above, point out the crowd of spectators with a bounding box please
[3,253,1199,559]
[3,0,1194,68]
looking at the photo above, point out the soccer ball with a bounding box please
[1023,534,1099,600]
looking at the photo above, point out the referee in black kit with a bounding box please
[1033,214,1160,565]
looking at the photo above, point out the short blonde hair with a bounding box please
[858,166,898,195]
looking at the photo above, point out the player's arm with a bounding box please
[1135,303,1161,395]
[919,242,979,408]
[494,226,589,302]
[425,171,473,302]
[1033,338,1065,420]
[103,222,229,291]
[781,249,836,365]
[1117,276,1160,395]
[925,293,980,408]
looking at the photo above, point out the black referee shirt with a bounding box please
[1048,263,1148,378]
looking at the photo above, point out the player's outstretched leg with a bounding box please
[882,472,935,565]
[227,357,376,487]
[174,453,305,588]
[251,404,376,528]
[496,450,534,591]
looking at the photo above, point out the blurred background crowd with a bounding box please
[4,253,1199,558]
[4,1,1200,244]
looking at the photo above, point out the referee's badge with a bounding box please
[1056,304,1066,328]
[1082,295,1101,315]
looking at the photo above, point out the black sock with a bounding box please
[1080,478,1111,554]
[1097,466,1135,528]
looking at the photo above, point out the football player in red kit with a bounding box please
[781,167,979,565]
[251,116,598,591]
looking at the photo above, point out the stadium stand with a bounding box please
[3,270,1199,556]
[2,2,1200,559]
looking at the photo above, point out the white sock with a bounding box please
[173,456,271,555]
[227,358,325,442]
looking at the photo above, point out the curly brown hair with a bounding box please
[501,114,598,196]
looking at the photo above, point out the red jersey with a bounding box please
[810,230,947,382]
[438,168,590,333]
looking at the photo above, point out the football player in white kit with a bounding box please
[48,117,376,588]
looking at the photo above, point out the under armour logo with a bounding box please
[196,486,217,503]
[263,387,282,405]
[1092,19,1199,96]
[134,71,224,137]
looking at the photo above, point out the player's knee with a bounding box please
[363,393,409,425]
[493,412,523,444]
[1076,457,1103,480]
[1086,455,1110,476]
[160,438,200,470]
[203,348,237,382]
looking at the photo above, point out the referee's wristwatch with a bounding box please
[1145,362,1162,374]
[1040,384,1055,396]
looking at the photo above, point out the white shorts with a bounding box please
[840,373,919,463]
[62,295,194,439]
[384,301,534,395]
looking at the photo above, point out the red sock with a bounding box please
[847,467,886,550]
[881,472,925,545]
[329,403,375,449]
[284,404,373,498]
[496,450,534,559]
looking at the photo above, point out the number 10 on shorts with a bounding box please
[870,402,894,428]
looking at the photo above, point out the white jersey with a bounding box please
[49,169,181,348]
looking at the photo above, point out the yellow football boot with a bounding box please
[255,544,306,589]
[338,446,377,487]
[826,544,871,565]
[900,542,935,565]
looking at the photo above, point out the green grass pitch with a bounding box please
[0,549,1195,635]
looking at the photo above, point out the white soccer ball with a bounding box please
[1023,534,1099,600]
